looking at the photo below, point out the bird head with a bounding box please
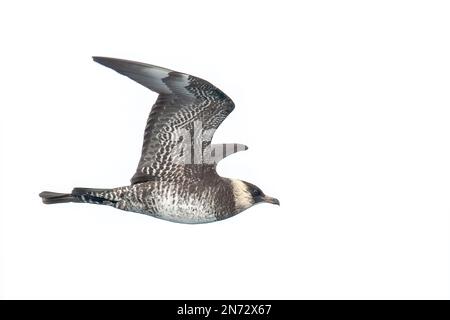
[231,179,280,212]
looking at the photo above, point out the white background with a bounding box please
[1,0,449,299]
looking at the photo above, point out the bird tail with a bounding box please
[39,188,117,205]
[39,191,81,204]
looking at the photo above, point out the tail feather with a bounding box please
[39,188,117,205]
[39,191,80,204]
[71,187,110,196]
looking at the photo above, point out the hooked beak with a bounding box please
[263,196,280,206]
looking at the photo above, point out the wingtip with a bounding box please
[92,56,126,70]
[92,56,123,65]
[92,56,109,64]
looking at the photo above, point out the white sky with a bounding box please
[1,0,449,299]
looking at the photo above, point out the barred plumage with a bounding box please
[39,57,279,224]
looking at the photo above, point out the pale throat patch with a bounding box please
[231,179,253,210]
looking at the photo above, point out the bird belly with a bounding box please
[124,183,220,224]
[153,199,218,224]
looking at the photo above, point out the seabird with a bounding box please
[39,57,279,224]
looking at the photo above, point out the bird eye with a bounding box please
[252,189,261,197]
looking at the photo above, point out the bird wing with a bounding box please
[93,57,237,184]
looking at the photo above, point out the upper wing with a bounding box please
[93,57,237,184]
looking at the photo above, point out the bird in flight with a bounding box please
[39,57,279,223]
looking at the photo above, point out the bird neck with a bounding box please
[229,179,253,211]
